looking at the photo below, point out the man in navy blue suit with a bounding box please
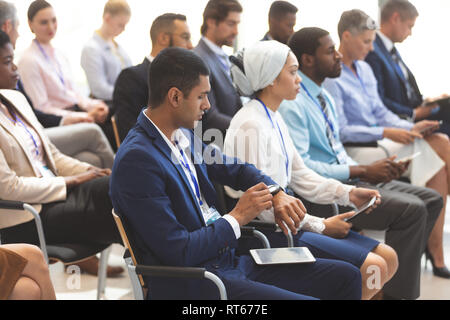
[365,0,450,136]
[110,47,363,300]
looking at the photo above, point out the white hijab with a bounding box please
[230,40,290,97]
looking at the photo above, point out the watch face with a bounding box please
[268,185,280,195]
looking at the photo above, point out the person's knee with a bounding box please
[374,244,398,280]
[9,277,41,300]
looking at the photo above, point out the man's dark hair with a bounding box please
[381,0,419,23]
[150,13,187,45]
[0,29,10,49]
[200,0,243,36]
[148,48,210,108]
[288,27,330,68]
[268,1,297,20]
[27,0,52,21]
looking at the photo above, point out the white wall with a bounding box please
[12,0,448,97]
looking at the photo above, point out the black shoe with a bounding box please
[425,247,450,279]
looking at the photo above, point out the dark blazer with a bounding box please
[112,58,151,141]
[110,112,275,299]
[193,38,242,136]
[365,34,423,118]
[16,79,62,128]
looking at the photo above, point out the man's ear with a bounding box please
[158,32,170,47]
[167,87,182,108]
[301,54,315,68]
[2,19,12,33]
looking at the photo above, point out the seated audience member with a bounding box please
[224,40,397,300]
[0,32,123,276]
[81,0,132,102]
[110,47,363,300]
[365,0,450,136]
[193,0,243,138]
[279,27,442,299]
[0,244,55,300]
[262,0,297,44]
[323,10,450,278]
[113,13,193,142]
[18,0,119,150]
[0,3,115,169]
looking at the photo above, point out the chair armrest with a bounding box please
[246,220,278,232]
[344,141,379,148]
[134,265,227,300]
[0,200,25,210]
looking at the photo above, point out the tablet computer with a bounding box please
[344,196,377,222]
[250,247,316,265]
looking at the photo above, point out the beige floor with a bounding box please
[50,197,450,300]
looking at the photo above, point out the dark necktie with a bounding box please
[390,47,416,101]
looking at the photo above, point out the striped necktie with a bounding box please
[390,47,416,102]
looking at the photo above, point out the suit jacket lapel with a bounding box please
[137,113,206,225]
[198,39,234,88]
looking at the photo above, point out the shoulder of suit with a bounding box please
[0,89,37,120]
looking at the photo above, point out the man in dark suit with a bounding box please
[365,0,450,136]
[193,0,243,140]
[262,1,297,44]
[110,47,363,300]
[113,13,193,142]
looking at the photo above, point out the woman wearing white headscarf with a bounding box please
[223,40,397,300]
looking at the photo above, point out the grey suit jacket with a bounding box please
[193,38,242,137]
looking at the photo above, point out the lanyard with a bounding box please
[3,109,39,156]
[351,63,371,98]
[34,40,66,87]
[175,140,204,206]
[256,98,289,178]
[301,83,336,135]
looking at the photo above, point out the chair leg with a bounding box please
[125,257,144,300]
[97,245,112,300]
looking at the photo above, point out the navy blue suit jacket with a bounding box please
[193,39,242,136]
[365,34,423,118]
[110,111,274,299]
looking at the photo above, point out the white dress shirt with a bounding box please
[223,99,355,232]
[142,111,241,238]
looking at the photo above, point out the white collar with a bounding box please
[202,36,228,58]
[146,55,155,63]
[377,31,394,52]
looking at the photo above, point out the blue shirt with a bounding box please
[279,71,357,182]
[323,60,413,144]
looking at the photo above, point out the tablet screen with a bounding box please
[250,247,316,265]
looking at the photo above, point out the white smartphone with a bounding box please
[395,152,421,163]
[344,196,377,222]
[250,247,316,265]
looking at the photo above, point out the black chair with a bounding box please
[0,200,111,300]
[111,208,272,300]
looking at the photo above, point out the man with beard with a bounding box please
[278,27,442,300]
[193,0,243,139]
[113,13,193,142]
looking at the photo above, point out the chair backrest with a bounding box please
[111,115,121,148]
[112,210,145,287]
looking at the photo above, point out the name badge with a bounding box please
[204,207,222,226]
[39,165,56,178]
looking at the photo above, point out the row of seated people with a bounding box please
[0,0,449,300]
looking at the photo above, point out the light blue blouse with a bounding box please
[81,32,132,101]
[323,60,413,144]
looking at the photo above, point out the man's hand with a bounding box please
[64,167,110,189]
[229,183,273,226]
[383,128,422,144]
[349,188,381,212]
[359,156,405,184]
[323,212,355,239]
[414,104,437,120]
[272,191,306,236]
[61,113,94,125]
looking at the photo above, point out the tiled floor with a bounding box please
[50,197,450,300]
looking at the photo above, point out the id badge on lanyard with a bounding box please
[203,206,222,226]
[38,165,56,178]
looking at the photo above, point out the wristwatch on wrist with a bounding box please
[268,185,283,196]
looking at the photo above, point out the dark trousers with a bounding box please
[0,176,122,246]
[299,180,442,300]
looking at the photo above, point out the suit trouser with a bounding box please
[45,123,115,169]
[299,180,442,300]
[0,176,122,246]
